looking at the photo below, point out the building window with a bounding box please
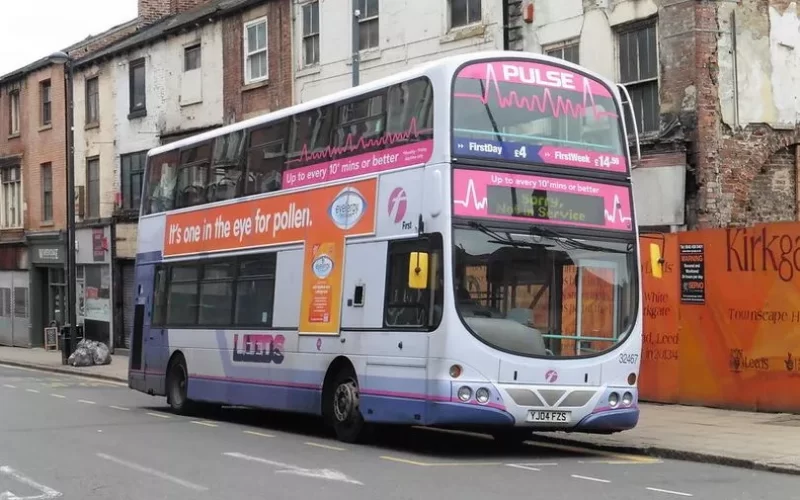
[302,1,320,66]
[129,58,146,115]
[184,44,201,71]
[121,151,147,212]
[244,17,269,84]
[618,21,659,134]
[0,165,21,228]
[85,77,99,125]
[41,163,53,222]
[86,157,100,218]
[357,0,379,50]
[40,80,52,126]
[8,91,20,136]
[545,41,579,64]
[450,0,481,29]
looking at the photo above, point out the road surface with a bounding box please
[0,363,796,499]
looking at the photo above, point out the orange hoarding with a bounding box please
[163,179,377,335]
[639,222,800,413]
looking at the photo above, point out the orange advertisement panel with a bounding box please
[163,179,377,336]
[638,234,680,403]
[638,223,800,413]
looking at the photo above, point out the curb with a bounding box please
[533,434,800,476]
[0,359,128,384]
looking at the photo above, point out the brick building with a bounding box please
[516,0,800,230]
[0,20,138,347]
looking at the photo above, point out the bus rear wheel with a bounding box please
[166,356,192,414]
[327,368,367,443]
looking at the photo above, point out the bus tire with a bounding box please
[166,354,193,415]
[326,367,367,443]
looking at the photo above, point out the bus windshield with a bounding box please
[452,59,627,174]
[452,226,637,358]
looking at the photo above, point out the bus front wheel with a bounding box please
[327,368,367,443]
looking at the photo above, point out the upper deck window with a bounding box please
[451,59,627,175]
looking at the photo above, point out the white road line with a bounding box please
[505,464,541,472]
[224,452,363,485]
[50,394,66,399]
[305,442,345,451]
[2,384,15,389]
[571,474,611,483]
[646,487,693,497]
[25,389,39,393]
[0,465,62,499]
[109,406,130,411]
[146,412,171,419]
[243,430,274,438]
[77,400,96,405]
[95,453,207,492]
[190,420,218,428]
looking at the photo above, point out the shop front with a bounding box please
[0,242,29,347]
[28,232,67,347]
[76,225,114,350]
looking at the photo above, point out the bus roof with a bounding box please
[147,50,619,158]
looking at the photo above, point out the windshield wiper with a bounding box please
[467,221,535,248]
[529,224,633,254]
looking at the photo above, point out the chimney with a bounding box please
[138,0,212,25]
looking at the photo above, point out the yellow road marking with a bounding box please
[243,430,274,438]
[191,420,218,428]
[525,441,660,464]
[305,442,345,451]
[0,363,128,386]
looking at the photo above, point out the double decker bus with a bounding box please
[129,50,660,443]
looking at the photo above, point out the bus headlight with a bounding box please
[622,392,634,406]
[457,386,472,402]
[475,387,490,404]
[608,392,620,408]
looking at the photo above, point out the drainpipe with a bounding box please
[502,0,510,50]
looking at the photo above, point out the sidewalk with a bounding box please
[1,345,798,474]
[0,345,128,383]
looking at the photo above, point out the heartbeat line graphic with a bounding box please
[454,64,619,120]
[454,179,487,209]
[604,194,632,225]
[286,118,430,164]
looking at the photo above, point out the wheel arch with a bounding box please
[321,355,357,420]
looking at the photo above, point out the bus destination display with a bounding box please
[453,168,633,232]
[486,186,605,226]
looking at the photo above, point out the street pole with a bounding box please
[65,59,77,360]
[352,8,360,86]
[51,51,77,364]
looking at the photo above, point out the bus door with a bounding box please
[573,259,622,356]
[132,264,166,393]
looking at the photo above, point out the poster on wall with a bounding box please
[679,243,705,304]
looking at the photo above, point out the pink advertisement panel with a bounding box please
[283,141,434,189]
[452,60,628,175]
[452,169,633,232]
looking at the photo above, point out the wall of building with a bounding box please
[692,0,800,228]
[292,0,505,103]
[222,0,293,123]
[73,63,118,221]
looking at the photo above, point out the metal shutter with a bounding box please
[122,262,136,349]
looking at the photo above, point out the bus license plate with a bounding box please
[528,410,571,423]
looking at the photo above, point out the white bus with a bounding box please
[128,50,659,443]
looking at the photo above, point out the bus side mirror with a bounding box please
[649,243,663,279]
[408,252,429,289]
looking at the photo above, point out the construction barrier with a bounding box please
[639,222,800,413]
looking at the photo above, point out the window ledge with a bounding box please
[440,23,486,44]
[296,65,321,78]
[40,221,54,227]
[242,79,270,93]
[85,122,100,131]
[38,124,53,132]
[128,109,147,120]
[7,133,20,140]
[0,226,23,231]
